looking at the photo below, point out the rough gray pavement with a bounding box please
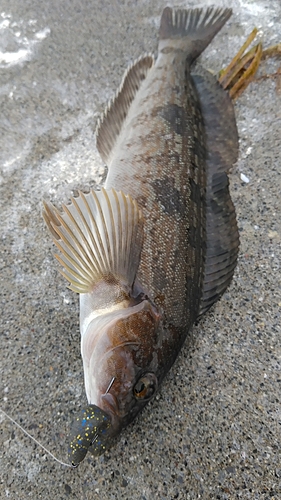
[1,0,280,498]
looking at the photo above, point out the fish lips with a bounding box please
[99,391,122,433]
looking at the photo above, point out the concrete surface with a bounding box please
[0,0,280,498]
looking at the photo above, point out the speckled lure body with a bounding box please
[68,405,110,465]
[43,6,239,465]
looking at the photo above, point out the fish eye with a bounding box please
[133,373,158,400]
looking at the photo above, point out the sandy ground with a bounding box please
[1,0,280,498]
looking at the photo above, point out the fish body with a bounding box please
[43,6,239,465]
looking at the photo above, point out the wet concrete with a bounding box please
[1,0,280,498]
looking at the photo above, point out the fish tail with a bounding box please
[159,7,232,64]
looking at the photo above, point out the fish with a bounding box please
[43,6,239,466]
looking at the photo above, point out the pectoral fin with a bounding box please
[43,188,143,293]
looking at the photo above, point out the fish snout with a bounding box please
[100,392,121,428]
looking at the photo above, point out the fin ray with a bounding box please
[78,191,109,275]
[49,213,99,279]
[71,194,107,275]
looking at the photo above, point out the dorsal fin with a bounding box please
[43,188,143,294]
[96,54,154,164]
[192,68,239,316]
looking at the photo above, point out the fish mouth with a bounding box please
[100,392,119,419]
[98,392,123,434]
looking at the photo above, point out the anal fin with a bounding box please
[192,68,240,316]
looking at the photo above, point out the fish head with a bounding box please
[68,297,160,465]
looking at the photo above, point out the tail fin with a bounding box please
[159,7,232,64]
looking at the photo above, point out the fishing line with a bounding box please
[1,409,74,468]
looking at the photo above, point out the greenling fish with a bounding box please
[43,6,239,466]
